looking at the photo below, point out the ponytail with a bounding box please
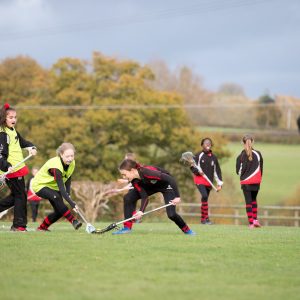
[242,134,254,161]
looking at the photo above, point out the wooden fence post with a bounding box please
[234,208,239,225]
[264,210,269,226]
[295,210,299,227]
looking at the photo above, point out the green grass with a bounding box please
[222,143,300,205]
[0,222,299,300]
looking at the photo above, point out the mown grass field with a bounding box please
[222,142,300,205]
[0,222,299,300]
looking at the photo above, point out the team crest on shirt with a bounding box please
[166,185,173,190]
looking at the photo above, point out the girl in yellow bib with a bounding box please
[31,142,82,231]
[0,103,37,231]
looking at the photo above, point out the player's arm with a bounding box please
[50,168,76,209]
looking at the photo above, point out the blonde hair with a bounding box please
[56,143,75,156]
[242,134,254,161]
[125,152,136,160]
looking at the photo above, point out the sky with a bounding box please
[0,0,300,99]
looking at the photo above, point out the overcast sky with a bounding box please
[0,0,299,99]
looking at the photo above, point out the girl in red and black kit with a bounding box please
[0,103,37,231]
[236,135,263,228]
[191,138,223,224]
[113,159,195,235]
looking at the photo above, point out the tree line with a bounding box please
[0,53,229,190]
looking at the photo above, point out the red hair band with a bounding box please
[4,103,10,110]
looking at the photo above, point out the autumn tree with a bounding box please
[1,53,230,219]
[0,56,49,105]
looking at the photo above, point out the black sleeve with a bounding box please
[190,152,201,175]
[0,132,12,172]
[190,166,200,175]
[215,157,222,181]
[17,131,35,149]
[132,180,149,212]
[51,168,76,208]
[259,151,264,176]
[236,153,242,175]
[65,177,71,195]
[142,168,180,197]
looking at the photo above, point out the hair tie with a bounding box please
[4,103,10,110]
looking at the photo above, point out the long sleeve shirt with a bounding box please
[236,149,263,185]
[49,167,75,208]
[190,150,223,187]
[131,165,180,212]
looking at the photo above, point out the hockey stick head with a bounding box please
[86,223,96,234]
[92,223,119,234]
[180,152,196,167]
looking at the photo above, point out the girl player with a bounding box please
[0,103,37,231]
[190,138,223,224]
[113,159,195,235]
[236,135,263,228]
[31,143,82,231]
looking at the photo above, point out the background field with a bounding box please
[0,222,299,300]
[222,142,300,205]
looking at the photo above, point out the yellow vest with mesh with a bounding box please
[31,156,75,193]
[0,127,25,174]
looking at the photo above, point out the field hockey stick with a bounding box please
[75,207,96,234]
[0,154,33,190]
[180,152,218,192]
[0,154,33,179]
[93,203,173,234]
[0,208,10,219]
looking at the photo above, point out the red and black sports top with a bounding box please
[131,165,180,212]
[236,149,263,185]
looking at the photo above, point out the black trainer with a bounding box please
[201,218,213,225]
[205,218,213,225]
[72,219,82,230]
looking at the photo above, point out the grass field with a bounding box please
[0,222,299,300]
[222,142,300,205]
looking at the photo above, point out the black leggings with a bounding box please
[196,185,211,202]
[36,187,70,224]
[123,189,187,229]
[242,190,259,206]
[0,177,27,228]
[242,189,259,223]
